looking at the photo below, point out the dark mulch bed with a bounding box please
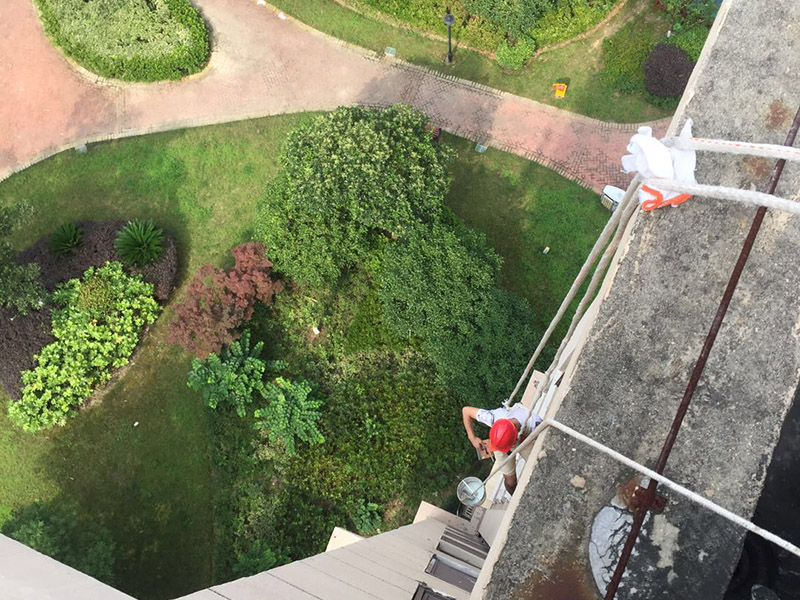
[0,221,178,399]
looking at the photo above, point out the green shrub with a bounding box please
[33,0,210,81]
[529,0,616,47]
[350,500,382,535]
[254,377,324,456]
[1,501,115,584]
[49,223,83,256]
[667,26,709,61]
[495,35,536,69]
[114,219,164,267]
[464,0,554,38]
[378,221,538,405]
[232,540,287,577]
[256,105,452,287]
[187,330,268,418]
[9,262,159,432]
[662,0,717,33]
[0,203,45,316]
[601,21,660,94]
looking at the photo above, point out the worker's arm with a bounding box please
[462,406,485,450]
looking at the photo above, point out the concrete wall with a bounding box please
[476,0,800,598]
[0,535,134,600]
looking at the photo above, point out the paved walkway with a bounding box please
[0,0,668,191]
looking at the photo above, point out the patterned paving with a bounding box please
[0,0,669,191]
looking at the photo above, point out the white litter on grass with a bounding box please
[134,422,139,427]
[277,11,287,19]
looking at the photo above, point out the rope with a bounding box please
[503,174,643,409]
[515,175,642,430]
[644,179,800,215]
[662,136,800,162]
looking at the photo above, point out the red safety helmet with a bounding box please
[488,419,518,453]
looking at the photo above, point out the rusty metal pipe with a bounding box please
[603,105,800,600]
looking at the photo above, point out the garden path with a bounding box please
[0,0,669,191]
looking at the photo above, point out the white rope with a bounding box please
[662,136,800,162]
[644,178,800,215]
[503,174,643,409]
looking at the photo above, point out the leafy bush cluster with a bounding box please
[9,262,159,432]
[33,0,210,82]
[254,377,325,456]
[115,219,164,267]
[495,35,536,69]
[464,0,554,39]
[661,0,717,33]
[187,330,268,418]
[258,105,452,287]
[49,223,83,256]
[0,203,46,315]
[1,501,115,584]
[644,43,694,98]
[169,242,284,358]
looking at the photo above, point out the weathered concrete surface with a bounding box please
[481,0,800,598]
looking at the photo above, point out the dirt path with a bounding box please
[0,0,668,191]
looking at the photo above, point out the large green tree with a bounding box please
[257,105,451,287]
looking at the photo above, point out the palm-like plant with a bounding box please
[114,219,164,266]
[49,223,83,256]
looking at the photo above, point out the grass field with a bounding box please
[270,0,672,123]
[0,113,607,598]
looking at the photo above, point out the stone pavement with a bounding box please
[0,0,669,191]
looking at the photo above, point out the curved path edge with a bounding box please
[0,0,670,191]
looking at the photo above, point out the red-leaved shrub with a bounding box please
[168,242,284,357]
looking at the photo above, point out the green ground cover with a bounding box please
[271,0,673,122]
[0,112,607,597]
[33,0,210,81]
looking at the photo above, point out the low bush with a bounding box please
[187,330,268,418]
[644,43,694,98]
[254,377,325,456]
[33,0,210,81]
[168,243,283,358]
[0,203,45,316]
[667,26,708,62]
[2,500,115,584]
[9,262,159,432]
[662,0,717,33]
[601,20,661,93]
[49,223,83,256]
[495,36,536,70]
[464,0,553,39]
[114,219,164,267]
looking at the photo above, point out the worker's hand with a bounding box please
[470,437,485,452]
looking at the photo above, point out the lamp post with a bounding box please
[444,9,455,63]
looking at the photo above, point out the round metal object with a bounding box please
[444,13,456,27]
[457,476,486,507]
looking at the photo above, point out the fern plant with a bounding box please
[49,223,83,256]
[254,377,324,455]
[114,219,164,266]
[187,330,267,418]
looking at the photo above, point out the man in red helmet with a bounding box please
[461,403,543,495]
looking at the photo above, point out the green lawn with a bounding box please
[0,114,607,597]
[271,0,673,123]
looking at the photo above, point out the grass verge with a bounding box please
[270,0,673,122]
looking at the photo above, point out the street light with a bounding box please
[443,9,455,63]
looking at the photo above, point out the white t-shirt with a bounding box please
[475,404,542,436]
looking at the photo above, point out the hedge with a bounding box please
[33,0,210,82]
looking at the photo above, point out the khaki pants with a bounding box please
[494,450,516,475]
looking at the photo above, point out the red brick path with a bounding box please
[0,0,669,191]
